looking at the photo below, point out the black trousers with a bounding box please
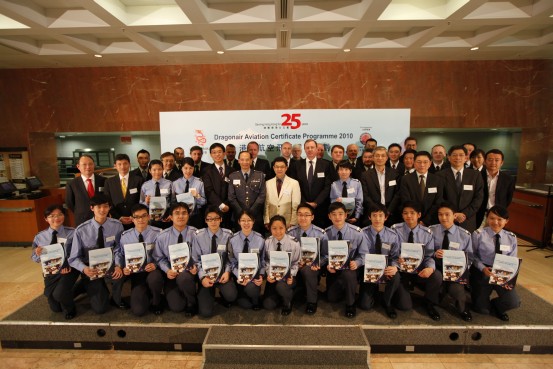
[263,279,296,310]
[326,269,358,306]
[470,266,520,314]
[44,268,79,314]
[164,271,197,312]
[359,272,401,310]
[297,266,320,304]
[197,280,238,317]
[236,281,261,309]
[128,269,164,316]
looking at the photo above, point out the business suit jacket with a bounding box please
[224,159,240,171]
[164,168,183,182]
[264,175,301,226]
[386,160,405,174]
[400,172,444,226]
[65,174,106,227]
[437,168,484,233]
[228,170,266,222]
[104,174,144,220]
[359,167,401,224]
[130,167,152,181]
[203,163,235,211]
[193,161,211,178]
[476,170,515,226]
[253,157,272,179]
[428,161,450,174]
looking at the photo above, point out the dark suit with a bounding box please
[65,174,106,227]
[130,167,151,181]
[291,158,332,228]
[224,159,240,171]
[400,172,444,226]
[164,168,183,182]
[104,174,144,228]
[428,161,450,174]
[359,168,401,226]
[228,170,266,233]
[203,164,236,228]
[386,160,405,174]
[354,164,373,180]
[252,158,272,180]
[437,168,484,233]
[193,161,211,178]
[476,170,516,226]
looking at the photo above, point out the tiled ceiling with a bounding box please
[0,0,551,68]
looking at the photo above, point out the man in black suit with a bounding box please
[359,146,400,226]
[65,154,106,226]
[247,141,272,179]
[428,144,450,174]
[224,144,240,170]
[161,152,183,181]
[329,144,345,182]
[476,149,516,227]
[290,139,332,228]
[190,145,211,178]
[203,143,236,229]
[173,146,185,172]
[386,143,405,174]
[354,148,374,179]
[437,145,484,233]
[104,153,144,230]
[345,143,360,168]
[130,149,151,181]
[400,151,444,226]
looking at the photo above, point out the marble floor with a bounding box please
[0,244,552,369]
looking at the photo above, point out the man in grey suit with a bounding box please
[65,154,106,226]
[228,151,266,233]
[437,145,484,233]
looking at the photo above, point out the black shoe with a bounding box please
[345,304,356,318]
[111,299,129,310]
[427,304,441,321]
[221,300,232,308]
[65,310,76,320]
[305,302,318,315]
[151,304,163,315]
[490,304,509,321]
[385,306,397,319]
[460,310,472,322]
[252,303,262,311]
[184,305,197,317]
[281,303,292,316]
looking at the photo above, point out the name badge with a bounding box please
[500,244,510,252]
[225,177,230,183]
[449,242,460,250]
[382,243,391,250]
[58,237,67,244]
[217,244,226,251]
[282,189,291,195]
[347,188,355,194]
[129,188,138,194]
[317,172,325,178]
[160,188,169,195]
[251,248,259,254]
[428,187,437,193]
[146,243,154,251]
[388,180,397,186]
[98,187,104,192]
[463,185,473,191]
[233,179,241,185]
[106,235,115,242]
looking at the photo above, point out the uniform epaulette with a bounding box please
[188,225,198,233]
[459,227,471,235]
[230,232,241,239]
[506,230,516,237]
[75,219,93,230]
[351,178,360,183]
[289,235,298,242]
[474,228,483,234]
[150,226,162,233]
[251,230,263,238]
[361,225,370,232]
[222,229,234,236]
[65,226,75,231]
[160,227,172,235]
[288,225,299,232]
[391,223,402,230]
[195,228,206,235]
[348,224,361,232]
[312,225,325,234]
[266,235,275,241]
[325,226,333,232]
[121,228,134,236]
[429,224,439,229]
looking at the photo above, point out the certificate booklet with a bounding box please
[145,242,155,264]
[442,250,469,284]
[269,250,290,281]
[364,254,387,284]
[168,242,190,273]
[399,242,424,273]
[88,248,113,280]
[176,192,195,212]
[300,237,319,266]
[237,252,258,284]
[40,243,65,277]
[124,242,146,273]
[149,196,167,221]
[328,240,350,270]
[341,197,355,216]
[201,253,222,282]
[489,254,522,288]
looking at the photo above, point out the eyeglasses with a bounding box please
[46,214,64,219]
[132,214,149,219]
[205,217,221,222]
[239,219,253,223]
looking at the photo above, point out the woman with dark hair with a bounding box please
[140,159,173,229]
[173,157,207,229]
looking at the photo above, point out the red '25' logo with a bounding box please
[281,113,301,129]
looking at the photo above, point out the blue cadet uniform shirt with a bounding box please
[140,178,173,206]
[330,178,363,219]
[228,231,266,279]
[325,223,368,267]
[192,227,234,279]
[471,226,516,271]
[120,225,161,266]
[288,224,329,267]
[32,226,75,264]
[153,225,198,273]
[172,176,207,215]
[363,226,400,267]
[429,223,473,268]
[264,234,301,277]
[392,222,435,269]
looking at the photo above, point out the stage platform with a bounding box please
[1,286,552,367]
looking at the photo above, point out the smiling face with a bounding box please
[77,156,95,177]
[149,163,163,180]
[402,207,421,229]
[270,220,286,241]
[488,211,508,233]
[329,208,347,229]
[45,209,65,230]
[137,153,150,169]
[331,146,344,164]
[131,208,149,231]
[438,207,455,229]
[448,149,466,170]
[91,203,110,223]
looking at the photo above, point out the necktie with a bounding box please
[495,234,501,254]
[455,171,462,193]
[219,166,224,178]
[392,164,396,170]
[194,165,199,176]
[277,178,282,196]
[178,233,183,244]
[408,230,414,243]
[142,170,147,179]
[436,165,440,171]
[419,175,426,199]
[302,231,307,237]
[97,226,104,248]
[184,180,189,193]
[308,161,314,185]
[121,178,127,198]
[244,172,249,182]
[442,230,450,250]
[242,237,249,253]
[342,181,348,198]
[155,182,161,197]
[50,230,58,245]
[164,172,169,179]
[138,233,144,243]
[86,178,94,198]
[337,231,343,240]
[375,233,382,254]
[277,242,282,251]
[211,234,217,254]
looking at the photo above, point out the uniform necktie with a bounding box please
[211,234,217,254]
[277,242,282,251]
[178,233,183,244]
[86,178,94,198]
[97,226,104,248]
[337,231,343,240]
[436,165,440,171]
[155,182,161,197]
[408,230,414,243]
[375,233,382,254]
[455,171,462,192]
[495,234,501,254]
[244,172,249,182]
[419,175,426,199]
[121,178,127,198]
[276,178,282,196]
[242,237,249,253]
[308,160,314,185]
[302,231,307,237]
[342,181,348,198]
[219,166,224,178]
[442,230,450,250]
[50,230,58,245]
[138,233,144,243]
[184,180,189,193]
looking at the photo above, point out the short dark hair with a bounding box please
[182,157,195,167]
[272,156,288,167]
[401,201,422,214]
[336,161,353,171]
[488,205,509,219]
[470,148,485,159]
[169,202,190,215]
[402,149,417,159]
[414,151,432,161]
[367,138,377,144]
[448,145,467,156]
[404,136,417,144]
[297,202,315,215]
[148,159,163,170]
[226,143,236,149]
[463,143,477,150]
[437,201,457,213]
[362,148,374,154]
[369,203,389,217]
[388,143,402,151]
[131,203,149,215]
[160,152,175,160]
[204,206,223,219]
[485,148,504,161]
[44,204,65,218]
[331,144,344,153]
[78,154,95,163]
[247,141,259,149]
[238,209,256,224]
[328,201,347,214]
[210,143,225,153]
[115,153,130,163]
[137,149,150,157]
[190,146,202,154]
[268,215,287,228]
[90,194,110,207]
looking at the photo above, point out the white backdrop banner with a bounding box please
[160,109,410,162]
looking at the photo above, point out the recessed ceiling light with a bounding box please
[343,48,351,53]
[470,47,479,51]
[94,54,102,58]
[491,128,498,131]
[217,51,224,54]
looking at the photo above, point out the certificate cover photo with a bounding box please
[124,242,146,273]
[268,250,290,281]
[149,196,167,221]
[238,252,258,284]
[300,237,319,266]
[201,253,222,282]
[40,243,65,277]
[328,240,350,270]
[176,192,195,212]
[399,242,423,273]
[169,242,190,273]
[442,249,469,284]
[489,254,522,288]
[364,254,388,284]
[89,247,113,280]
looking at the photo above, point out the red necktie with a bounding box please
[86,178,94,198]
